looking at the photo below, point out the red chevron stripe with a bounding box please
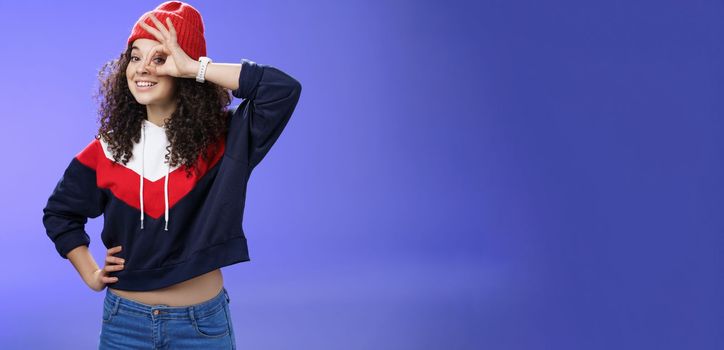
[76,137,225,219]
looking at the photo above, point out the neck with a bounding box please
[146,102,176,127]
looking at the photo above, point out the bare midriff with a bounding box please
[108,268,224,307]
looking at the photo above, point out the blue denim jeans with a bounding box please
[98,286,236,349]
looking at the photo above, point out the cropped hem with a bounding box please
[110,235,250,291]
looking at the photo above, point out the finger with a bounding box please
[102,276,119,283]
[145,44,164,67]
[105,254,124,264]
[106,255,125,264]
[144,46,157,67]
[148,13,170,39]
[108,245,122,254]
[166,18,178,43]
[147,64,162,76]
[104,264,125,272]
[138,15,165,43]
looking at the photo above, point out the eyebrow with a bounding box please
[131,46,161,55]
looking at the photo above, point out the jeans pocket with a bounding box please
[192,305,230,338]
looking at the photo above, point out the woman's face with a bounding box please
[126,38,176,106]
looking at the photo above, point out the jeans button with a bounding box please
[153,310,160,315]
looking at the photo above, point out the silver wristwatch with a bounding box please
[196,56,212,83]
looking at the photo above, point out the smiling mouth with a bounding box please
[135,81,158,89]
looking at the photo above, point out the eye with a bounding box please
[129,55,163,63]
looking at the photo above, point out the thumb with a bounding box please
[146,65,161,76]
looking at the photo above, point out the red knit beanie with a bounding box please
[127,1,206,60]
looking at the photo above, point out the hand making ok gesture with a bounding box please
[137,13,198,79]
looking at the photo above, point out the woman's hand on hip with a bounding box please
[88,245,125,292]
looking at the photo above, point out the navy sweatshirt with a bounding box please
[42,58,301,291]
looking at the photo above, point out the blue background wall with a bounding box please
[0,0,721,349]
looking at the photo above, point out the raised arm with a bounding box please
[187,61,242,91]
[225,58,302,170]
[134,13,300,170]
[179,56,301,169]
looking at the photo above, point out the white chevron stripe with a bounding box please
[99,120,181,181]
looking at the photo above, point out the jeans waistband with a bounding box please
[104,286,229,320]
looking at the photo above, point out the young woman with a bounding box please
[41,1,301,348]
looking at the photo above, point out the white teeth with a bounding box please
[136,82,157,87]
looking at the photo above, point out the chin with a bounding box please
[132,95,153,105]
[130,92,167,106]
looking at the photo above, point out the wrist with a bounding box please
[185,60,201,79]
[82,268,100,288]
[87,268,101,281]
[67,245,100,284]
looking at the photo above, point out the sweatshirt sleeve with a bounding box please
[228,58,302,170]
[42,139,107,259]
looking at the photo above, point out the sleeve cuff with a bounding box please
[54,229,90,259]
[231,58,264,100]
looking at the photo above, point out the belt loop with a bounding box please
[188,305,195,321]
[224,288,230,304]
[111,292,120,316]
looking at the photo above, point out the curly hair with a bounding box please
[93,44,232,178]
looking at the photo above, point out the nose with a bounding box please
[135,60,151,76]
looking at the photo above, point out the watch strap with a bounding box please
[196,56,212,83]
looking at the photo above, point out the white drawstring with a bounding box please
[139,119,171,231]
[139,122,145,230]
[164,149,170,231]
